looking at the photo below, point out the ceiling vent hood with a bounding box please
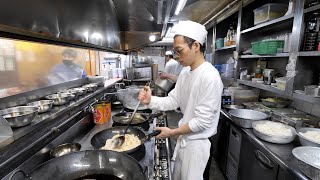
[0,0,172,52]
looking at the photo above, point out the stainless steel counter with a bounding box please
[221,110,309,180]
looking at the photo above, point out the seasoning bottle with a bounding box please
[255,65,262,78]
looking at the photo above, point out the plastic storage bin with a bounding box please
[251,40,284,54]
[253,3,288,25]
[216,38,224,49]
[275,77,289,90]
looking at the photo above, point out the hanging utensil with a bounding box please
[111,83,150,148]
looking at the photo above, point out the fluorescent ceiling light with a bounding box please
[174,0,187,15]
[165,27,172,37]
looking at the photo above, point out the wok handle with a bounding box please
[146,130,161,140]
[148,112,163,121]
[8,169,29,180]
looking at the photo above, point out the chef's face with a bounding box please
[173,36,196,67]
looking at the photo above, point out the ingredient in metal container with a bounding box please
[255,121,293,137]
[102,134,141,152]
[300,131,320,144]
[291,117,309,121]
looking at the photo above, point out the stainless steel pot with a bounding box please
[45,94,71,106]
[116,88,148,110]
[296,127,320,147]
[292,146,320,180]
[154,78,174,92]
[50,143,81,158]
[252,120,296,144]
[305,85,320,97]
[0,106,39,128]
[228,109,269,128]
[27,100,54,113]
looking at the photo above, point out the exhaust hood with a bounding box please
[0,0,172,52]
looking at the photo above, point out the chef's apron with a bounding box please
[172,136,210,180]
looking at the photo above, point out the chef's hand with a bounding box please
[160,72,169,79]
[155,127,174,138]
[138,85,151,105]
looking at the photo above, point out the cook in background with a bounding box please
[138,20,223,180]
[48,49,87,85]
[160,50,183,83]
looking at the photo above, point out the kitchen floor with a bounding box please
[166,110,226,180]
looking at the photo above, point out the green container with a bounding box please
[216,38,224,49]
[251,40,284,55]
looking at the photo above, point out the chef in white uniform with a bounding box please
[138,20,223,180]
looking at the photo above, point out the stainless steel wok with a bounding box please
[9,150,147,180]
[0,106,39,128]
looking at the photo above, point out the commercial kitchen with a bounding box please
[0,0,320,180]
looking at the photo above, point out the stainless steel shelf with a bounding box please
[237,79,286,95]
[215,45,236,51]
[298,51,320,56]
[239,53,290,59]
[293,92,320,104]
[240,14,294,34]
[304,4,320,14]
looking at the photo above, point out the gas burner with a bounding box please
[122,107,152,114]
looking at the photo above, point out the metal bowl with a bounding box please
[261,98,291,108]
[45,94,71,106]
[252,120,296,144]
[228,109,269,128]
[70,87,87,96]
[223,105,244,111]
[50,143,81,158]
[296,128,320,147]
[27,100,54,113]
[0,106,39,128]
[59,90,79,99]
[82,83,98,92]
[292,146,320,179]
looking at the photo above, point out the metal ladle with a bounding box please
[111,83,150,148]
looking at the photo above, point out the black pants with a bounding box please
[203,137,214,180]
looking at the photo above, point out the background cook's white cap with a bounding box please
[165,51,173,56]
[174,20,207,45]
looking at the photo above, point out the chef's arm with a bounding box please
[155,124,192,139]
[171,124,192,135]
[148,88,179,111]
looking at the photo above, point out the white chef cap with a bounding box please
[174,20,207,45]
[165,51,173,56]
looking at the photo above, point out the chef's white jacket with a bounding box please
[164,58,181,75]
[148,61,223,180]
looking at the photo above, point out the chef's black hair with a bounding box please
[174,35,206,53]
[166,55,174,58]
